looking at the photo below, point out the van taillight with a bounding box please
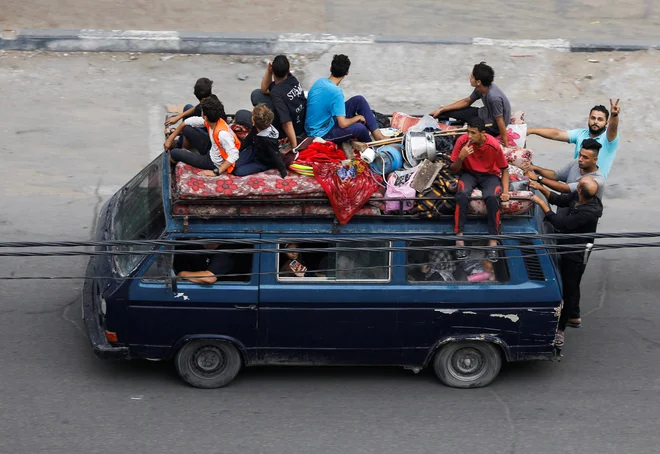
[105,331,118,343]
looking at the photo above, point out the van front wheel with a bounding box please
[433,341,502,388]
[175,339,242,389]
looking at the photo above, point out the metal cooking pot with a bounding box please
[403,131,437,167]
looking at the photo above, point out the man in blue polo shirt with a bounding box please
[527,99,620,179]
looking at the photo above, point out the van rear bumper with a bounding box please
[81,280,130,360]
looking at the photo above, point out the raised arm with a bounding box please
[527,127,569,142]
[607,98,620,142]
[261,62,274,95]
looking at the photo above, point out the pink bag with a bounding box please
[384,171,417,213]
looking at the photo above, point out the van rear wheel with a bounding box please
[175,339,242,389]
[433,341,502,388]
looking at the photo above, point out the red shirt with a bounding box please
[450,133,508,175]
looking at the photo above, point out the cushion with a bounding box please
[468,190,534,215]
[503,146,534,168]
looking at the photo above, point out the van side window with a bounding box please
[406,240,509,283]
[277,241,390,282]
[173,243,254,283]
[141,253,173,282]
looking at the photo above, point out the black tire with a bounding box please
[432,341,502,388]
[175,339,242,389]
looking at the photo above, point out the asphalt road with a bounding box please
[1,46,660,453]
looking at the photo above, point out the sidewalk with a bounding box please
[1,0,660,54]
[2,0,660,41]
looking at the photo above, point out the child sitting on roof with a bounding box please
[233,104,288,178]
[165,96,240,176]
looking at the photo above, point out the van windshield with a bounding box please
[111,157,166,276]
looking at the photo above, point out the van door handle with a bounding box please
[234,304,257,310]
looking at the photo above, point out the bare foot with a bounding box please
[371,129,387,141]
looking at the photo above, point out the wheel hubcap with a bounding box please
[191,345,226,378]
[448,347,487,382]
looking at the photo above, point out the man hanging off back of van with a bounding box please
[450,117,510,262]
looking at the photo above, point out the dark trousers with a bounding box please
[233,146,270,177]
[454,172,502,235]
[438,107,499,136]
[559,259,586,330]
[179,125,211,155]
[169,148,215,170]
[324,96,379,143]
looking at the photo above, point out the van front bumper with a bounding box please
[81,279,130,360]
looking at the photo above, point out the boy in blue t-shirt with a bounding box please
[527,99,620,179]
[304,54,386,144]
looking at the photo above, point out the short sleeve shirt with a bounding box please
[469,83,511,127]
[567,128,619,179]
[304,78,346,138]
[451,133,508,175]
[554,159,606,199]
[269,74,307,137]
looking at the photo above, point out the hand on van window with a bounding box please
[164,135,175,151]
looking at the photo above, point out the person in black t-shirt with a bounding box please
[173,244,234,285]
[166,77,214,127]
[251,55,307,148]
[164,78,228,154]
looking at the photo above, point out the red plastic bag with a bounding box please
[311,161,382,225]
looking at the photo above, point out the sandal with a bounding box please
[487,249,499,263]
[567,318,582,329]
[554,330,565,347]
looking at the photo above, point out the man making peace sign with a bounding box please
[527,99,621,179]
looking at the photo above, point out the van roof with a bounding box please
[162,155,542,235]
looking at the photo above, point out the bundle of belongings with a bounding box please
[168,103,534,224]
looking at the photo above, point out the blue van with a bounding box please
[82,154,562,389]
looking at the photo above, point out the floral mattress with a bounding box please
[174,163,327,200]
[173,163,385,217]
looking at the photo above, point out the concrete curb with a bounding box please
[1,29,659,55]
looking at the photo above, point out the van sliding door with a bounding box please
[257,239,401,365]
